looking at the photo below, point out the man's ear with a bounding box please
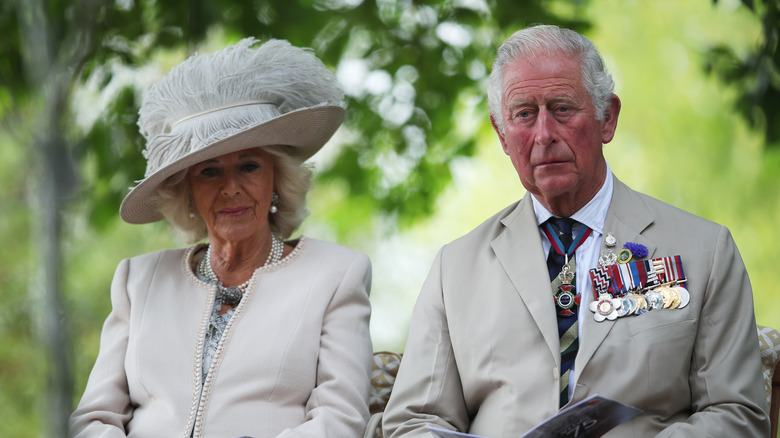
[490,114,510,154]
[601,94,621,144]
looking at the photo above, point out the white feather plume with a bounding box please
[137,38,345,177]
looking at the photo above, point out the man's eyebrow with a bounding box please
[549,94,583,105]
[505,97,537,107]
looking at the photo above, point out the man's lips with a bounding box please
[535,159,568,168]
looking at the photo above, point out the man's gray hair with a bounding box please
[487,25,615,132]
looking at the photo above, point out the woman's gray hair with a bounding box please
[487,25,615,132]
[153,147,313,244]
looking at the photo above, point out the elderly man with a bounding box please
[382,25,769,437]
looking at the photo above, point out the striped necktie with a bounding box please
[544,217,588,408]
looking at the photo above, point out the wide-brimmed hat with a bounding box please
[119,38,345,224]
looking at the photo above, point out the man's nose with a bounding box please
[534,110,557,146]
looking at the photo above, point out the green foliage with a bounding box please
[77,86,145,230]
[4,0,591,237]
[2,1,591,435]
[0,132,41,437]
[707,0,780,145]
[3,0,780,436]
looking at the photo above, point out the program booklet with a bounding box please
[427,394,641,438]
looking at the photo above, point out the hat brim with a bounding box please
[119,105,345,224]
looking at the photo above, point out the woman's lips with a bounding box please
[219,206,250,216]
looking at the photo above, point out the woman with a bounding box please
[70,38,373,437]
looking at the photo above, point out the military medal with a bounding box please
[632,293,648,314]
[589,293,622,322]
[554,256,580,316]
[644,255,689,309]
[599,250,617,267]
[599,232,618,267]
[543,221,592,315]
[617,294,638,317]
[589,246,690,322]
[644,290,664,310]
[674,285,690,308]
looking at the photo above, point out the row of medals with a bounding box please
[612,283,690,318]
[595,235,690,318]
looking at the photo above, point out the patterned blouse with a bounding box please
[201,292,235,384]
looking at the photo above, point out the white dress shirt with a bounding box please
[531,164,614,393]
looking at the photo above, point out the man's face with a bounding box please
[492,53,619,214]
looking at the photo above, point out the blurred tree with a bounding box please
[2,0,593,235]
[707,0,780,145]
[1,0,590,435]
[2,0,776,436]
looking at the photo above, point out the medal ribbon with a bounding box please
[592,255,687,300]
[542,221,593,258]
[655,255,686,285]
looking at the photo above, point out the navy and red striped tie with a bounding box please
[544,217,583,408]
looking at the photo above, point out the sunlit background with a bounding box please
[2,0,778,436]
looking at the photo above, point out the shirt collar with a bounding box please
[531,163,614,235]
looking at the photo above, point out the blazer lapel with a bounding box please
[576,176,657,373]
[491,194,561,364]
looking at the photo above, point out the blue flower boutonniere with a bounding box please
[617,242,648,264]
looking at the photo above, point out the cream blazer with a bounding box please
[70,237,373,438]
[382,176,769,437]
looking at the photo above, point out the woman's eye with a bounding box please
[241,163,260,172]
[199,167,219,177]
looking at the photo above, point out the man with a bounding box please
[382,25,769,437]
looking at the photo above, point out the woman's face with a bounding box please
[188,147,275,244]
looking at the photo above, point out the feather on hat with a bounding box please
[119,38,345,224]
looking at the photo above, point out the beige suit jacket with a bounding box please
[70,237,373,438]
[383,176,769,437]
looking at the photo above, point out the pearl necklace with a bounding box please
[197,234,284,306]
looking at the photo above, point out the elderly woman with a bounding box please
[69,38,373,437]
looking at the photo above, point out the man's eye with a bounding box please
[519,111,530,118]
[557,106,569,113]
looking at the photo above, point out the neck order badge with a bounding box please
[542,218,591,408]
[543,218,592,315]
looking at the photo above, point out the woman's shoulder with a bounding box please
[123,245,200,269]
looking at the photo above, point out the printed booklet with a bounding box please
[426,394,641,438]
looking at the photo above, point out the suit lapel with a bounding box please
[576,176,657,373]
[491,194,561,364]
[489,179,660,379]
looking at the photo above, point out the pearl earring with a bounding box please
[270,192,279,214]
[189,196,196,219]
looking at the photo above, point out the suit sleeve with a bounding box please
[656,226,769,437]
[382,247,471,437]
[277,251,374,438]
[69,259,134,437]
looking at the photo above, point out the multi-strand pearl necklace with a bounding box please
[197,234,284,306]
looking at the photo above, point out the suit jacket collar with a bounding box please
[575,176,657,373]
[490,175,658,377]
[492,194,561,363]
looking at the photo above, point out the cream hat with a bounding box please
[119,38,345,224]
